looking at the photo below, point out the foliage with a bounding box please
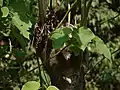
[0,0,120,90]
[21,81,59,90]
[21,81,40,90]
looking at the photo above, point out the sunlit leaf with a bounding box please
[78,27,95,46]
[47,86,59,90]
[12,13,32,39]
[21,81,40,90]
[1,7,9,17]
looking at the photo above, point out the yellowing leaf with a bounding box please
[21,81,40,90]
[47,86,59,90]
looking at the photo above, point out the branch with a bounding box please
[81,0,87,26]
[47,44,69,60]
[100,13,120,25]
[86,48,119,74]
[38,0,48,26]
[8,39,12,53]
[68,3,71,25]
[86,0,93,12]
[56,0,77,29]
[36,57,43,86]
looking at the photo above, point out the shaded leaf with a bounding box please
[51,27,70,49]
[69,44,81,55]
[1,7,9,17]
[68,38,82,54]
[94,36,111,60]
[72,27,95,50]
[21,81,40,90]
[9,0,31,23]
[16,50,25,57]
[72,28,82,44]
[12,28,27,52]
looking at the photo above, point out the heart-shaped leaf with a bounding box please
[78,27,95,46]
[21,81,40,90]
[51,27,71,49]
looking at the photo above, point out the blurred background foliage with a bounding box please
[0,0,120,90]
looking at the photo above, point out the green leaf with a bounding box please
[78,27,95,46]
[9,0,31,23]
[72,29,82,44]
[47,86,59,90]
[12,28,27,52]
[62,27,72,35]
[1,7,9,17]
[68,38,82,54]
[72,27,95,50]
[51,27,70,49]
[94,36,111,60]
[41,70,51,86]
[0,0,3,7]
[16,50,25,57]
[69,44,81,55]
[12,13,32,39]
[21,81,40,90]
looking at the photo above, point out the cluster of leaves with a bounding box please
[51,26,111,60]
[0,0,39,89]
[0,0,120,90]
[0,0,59,89]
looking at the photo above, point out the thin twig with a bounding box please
[36,57,43,87]
[47,44,69,60]
[56,0,77,29]
[86,0,93,19]
[8,39,12,53]
[100,13,120,25]
[86,57,105,74]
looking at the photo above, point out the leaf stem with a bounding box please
[36,57,43,87]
